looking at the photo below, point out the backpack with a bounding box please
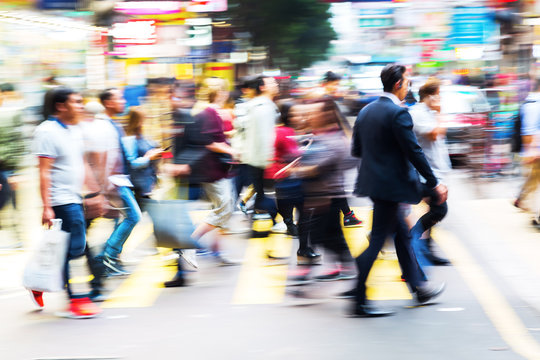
[511,100,536,153]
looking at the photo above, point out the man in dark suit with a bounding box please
[350,64,448,317]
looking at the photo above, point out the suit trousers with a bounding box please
[354,198,424,305]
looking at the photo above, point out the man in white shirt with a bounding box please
[409,78,451,266]
[31,87,103,318]
[514,85,540,214]
[242,76,279,219]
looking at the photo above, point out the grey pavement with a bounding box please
[1,169,540,359]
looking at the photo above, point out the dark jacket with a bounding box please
[352,96,437,204]
[173,107,228,184]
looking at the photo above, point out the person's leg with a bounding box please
[394,207,425,289]
[241,185,256,205]
[313,199,354,281]
[196,179,234,260]
[336,197,351,215]
[247,165,277,219]
[516,159,540,206]
[326,198,354,265]
[277,198,294,226]
[102,186,142,260]
[336,197,362,226]
[52,204,87,299]
[82,217,105,296]
[354,199,396,305]
[164,249,186,287]
[235,164,252,199]
[297,205,310,252]
[410,188,449,269]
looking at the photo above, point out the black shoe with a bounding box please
[349,304,395,317]
[297,248,321,265]
[103,255,130,277]
[424,237,450,266]
[87,290,108,302]
[343,211,363,227]
[164,275,186,288]
[286,224,299,237]
[334,288,355,299]
[415,282,446,304]
[425,253,451,266]
[314,270,356,282]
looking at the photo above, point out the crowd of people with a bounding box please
[6,65,462,319]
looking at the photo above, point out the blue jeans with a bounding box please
[410,186,448,273]
[103,186,142,259]
[52,203,86,299]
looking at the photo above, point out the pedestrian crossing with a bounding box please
[0,206,426,307]
[12,201,537,309]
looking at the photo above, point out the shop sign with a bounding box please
[449,7,497,46]
[357,7,394,28]
[110,20,157,45]
[187,0,227,12]
[38,0,78,9]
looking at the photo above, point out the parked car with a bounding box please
[437,85,492,164]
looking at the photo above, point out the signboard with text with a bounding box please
[38,0,78,9]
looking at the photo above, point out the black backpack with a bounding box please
[511,100,536,153]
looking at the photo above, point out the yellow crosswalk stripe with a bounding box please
[233,206,411,305]
[345,207,412,301]
[101,209,210,308]
[232,234,292,304]
[102,250,177,308]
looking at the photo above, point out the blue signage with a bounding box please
[38,0,78,10]
[449,7,497,46]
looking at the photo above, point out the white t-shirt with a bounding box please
[80,116,111,154]
[32,119,85,206]
[410,102,451,182]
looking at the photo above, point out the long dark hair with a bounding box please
[278,101,295,127]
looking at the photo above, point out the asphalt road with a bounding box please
[1,169,540,359]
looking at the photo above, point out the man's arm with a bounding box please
[38,157,55,227]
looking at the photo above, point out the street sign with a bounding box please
[38,0,78,9]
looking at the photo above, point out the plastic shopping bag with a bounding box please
[23,219,70,292]
[144,199,203,250]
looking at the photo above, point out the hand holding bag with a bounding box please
[23,219,70,292]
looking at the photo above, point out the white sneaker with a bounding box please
[180,249,199,269]
[271,222,287,233]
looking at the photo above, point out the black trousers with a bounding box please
[354,198,424,305]
[301,198,353,263]
[333,197,351,215]
[234,164,252,199]
[85,218,105,292]
[246,165,277,219]
[415,186,448,234]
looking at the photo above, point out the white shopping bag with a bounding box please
[23,219,70,292]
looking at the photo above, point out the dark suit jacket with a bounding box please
[352,96,437,204]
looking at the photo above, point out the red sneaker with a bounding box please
[29,290,44,308]
[67,297,102,319]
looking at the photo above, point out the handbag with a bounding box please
[144,199,203,249]
[22,219,70,292]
